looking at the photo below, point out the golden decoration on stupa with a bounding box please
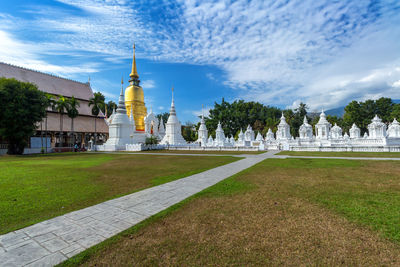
[125,44,147,131]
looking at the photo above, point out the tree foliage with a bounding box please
[156,112,169,125]
[106,100,117,116]
[205,98,281,137]
[93,92,106,114]
[0,78,47,154]
[343,98,394,134]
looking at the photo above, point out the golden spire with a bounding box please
[130,43,139,79]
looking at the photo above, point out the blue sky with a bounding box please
[1,0,400,123]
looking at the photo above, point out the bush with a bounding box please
[145,136,159,145]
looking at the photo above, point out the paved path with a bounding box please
[0,151,277,267]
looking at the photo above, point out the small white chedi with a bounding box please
[198,109,400,152]
[102,81,136,151]
[160,88,187,145]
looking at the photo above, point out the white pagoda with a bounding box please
[196,106,208,146]
[277,113,291,140]
[299,116,313,140]
[368,115,386,139]
[315,110,331,140]
[160,88,187,145]
[388,118,400,138]
[102,81,135,151]
[330,123,343,139]
[349,123,361,139]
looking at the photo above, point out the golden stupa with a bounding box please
[125,44,147,131]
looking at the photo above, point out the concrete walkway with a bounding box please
[0,151,277,267]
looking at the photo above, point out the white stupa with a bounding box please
[158,120,165,139]
[196,105,208,146]
[388,118,400,138]
[277,113,291,140]
[349,123,360,139]
[160,88,187,145]
[214,121,226,146]
[330,123,343,139]
[368,115,386,139]
[244,125,255,141]
[299,116,313,140]
[265,128,275,141]
[102,79,135,150]
[255,132,263,141]
[315,109,331,140]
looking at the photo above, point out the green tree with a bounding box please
[66,96,80,147]
[391,104,400,120]
[0,78,47,154]
[93,92,106,114]
[343,98,393,134]
[54,96,70,147]
[375,97,393,122]
[263,117,279,134]
[326,115,344,128]
[206,98,282,137]
[88,93,105,151]
[182,122,196,142]
[106,100,117,117]
[156,112,169,125]
[288,103,308,137]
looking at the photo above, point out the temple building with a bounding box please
[0,62,108,152]
[125,45,147,131]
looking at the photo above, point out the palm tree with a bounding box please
[66,96,80,148]
[54,96,70,147]
[44,94,56,153]
[88,94,104,151]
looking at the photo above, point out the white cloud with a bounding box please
[2,0,400,110]
[393,80,400,88]
[0,30,99,76]
[192,107,210,120]
[141,79,155,89]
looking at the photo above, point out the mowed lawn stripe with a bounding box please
[64,158,400,266]
[0,153,238,234]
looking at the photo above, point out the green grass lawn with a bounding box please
[63,158,400,266]
[0,153,238,234]
[277,151,400,158]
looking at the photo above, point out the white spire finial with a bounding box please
[120,76,124,95]
[171,86,174,105]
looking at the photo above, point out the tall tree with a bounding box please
[93,92,106,114]
[289,103,308,137]
[156,112,169,125]
[343,98,393,134]
[391,104,400,120]
[88,93,104,151]
[66,96,80,147]
[206,98,282,137]
[54,96,70,147]
[0,78,47,154]
[106,100,117,117]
